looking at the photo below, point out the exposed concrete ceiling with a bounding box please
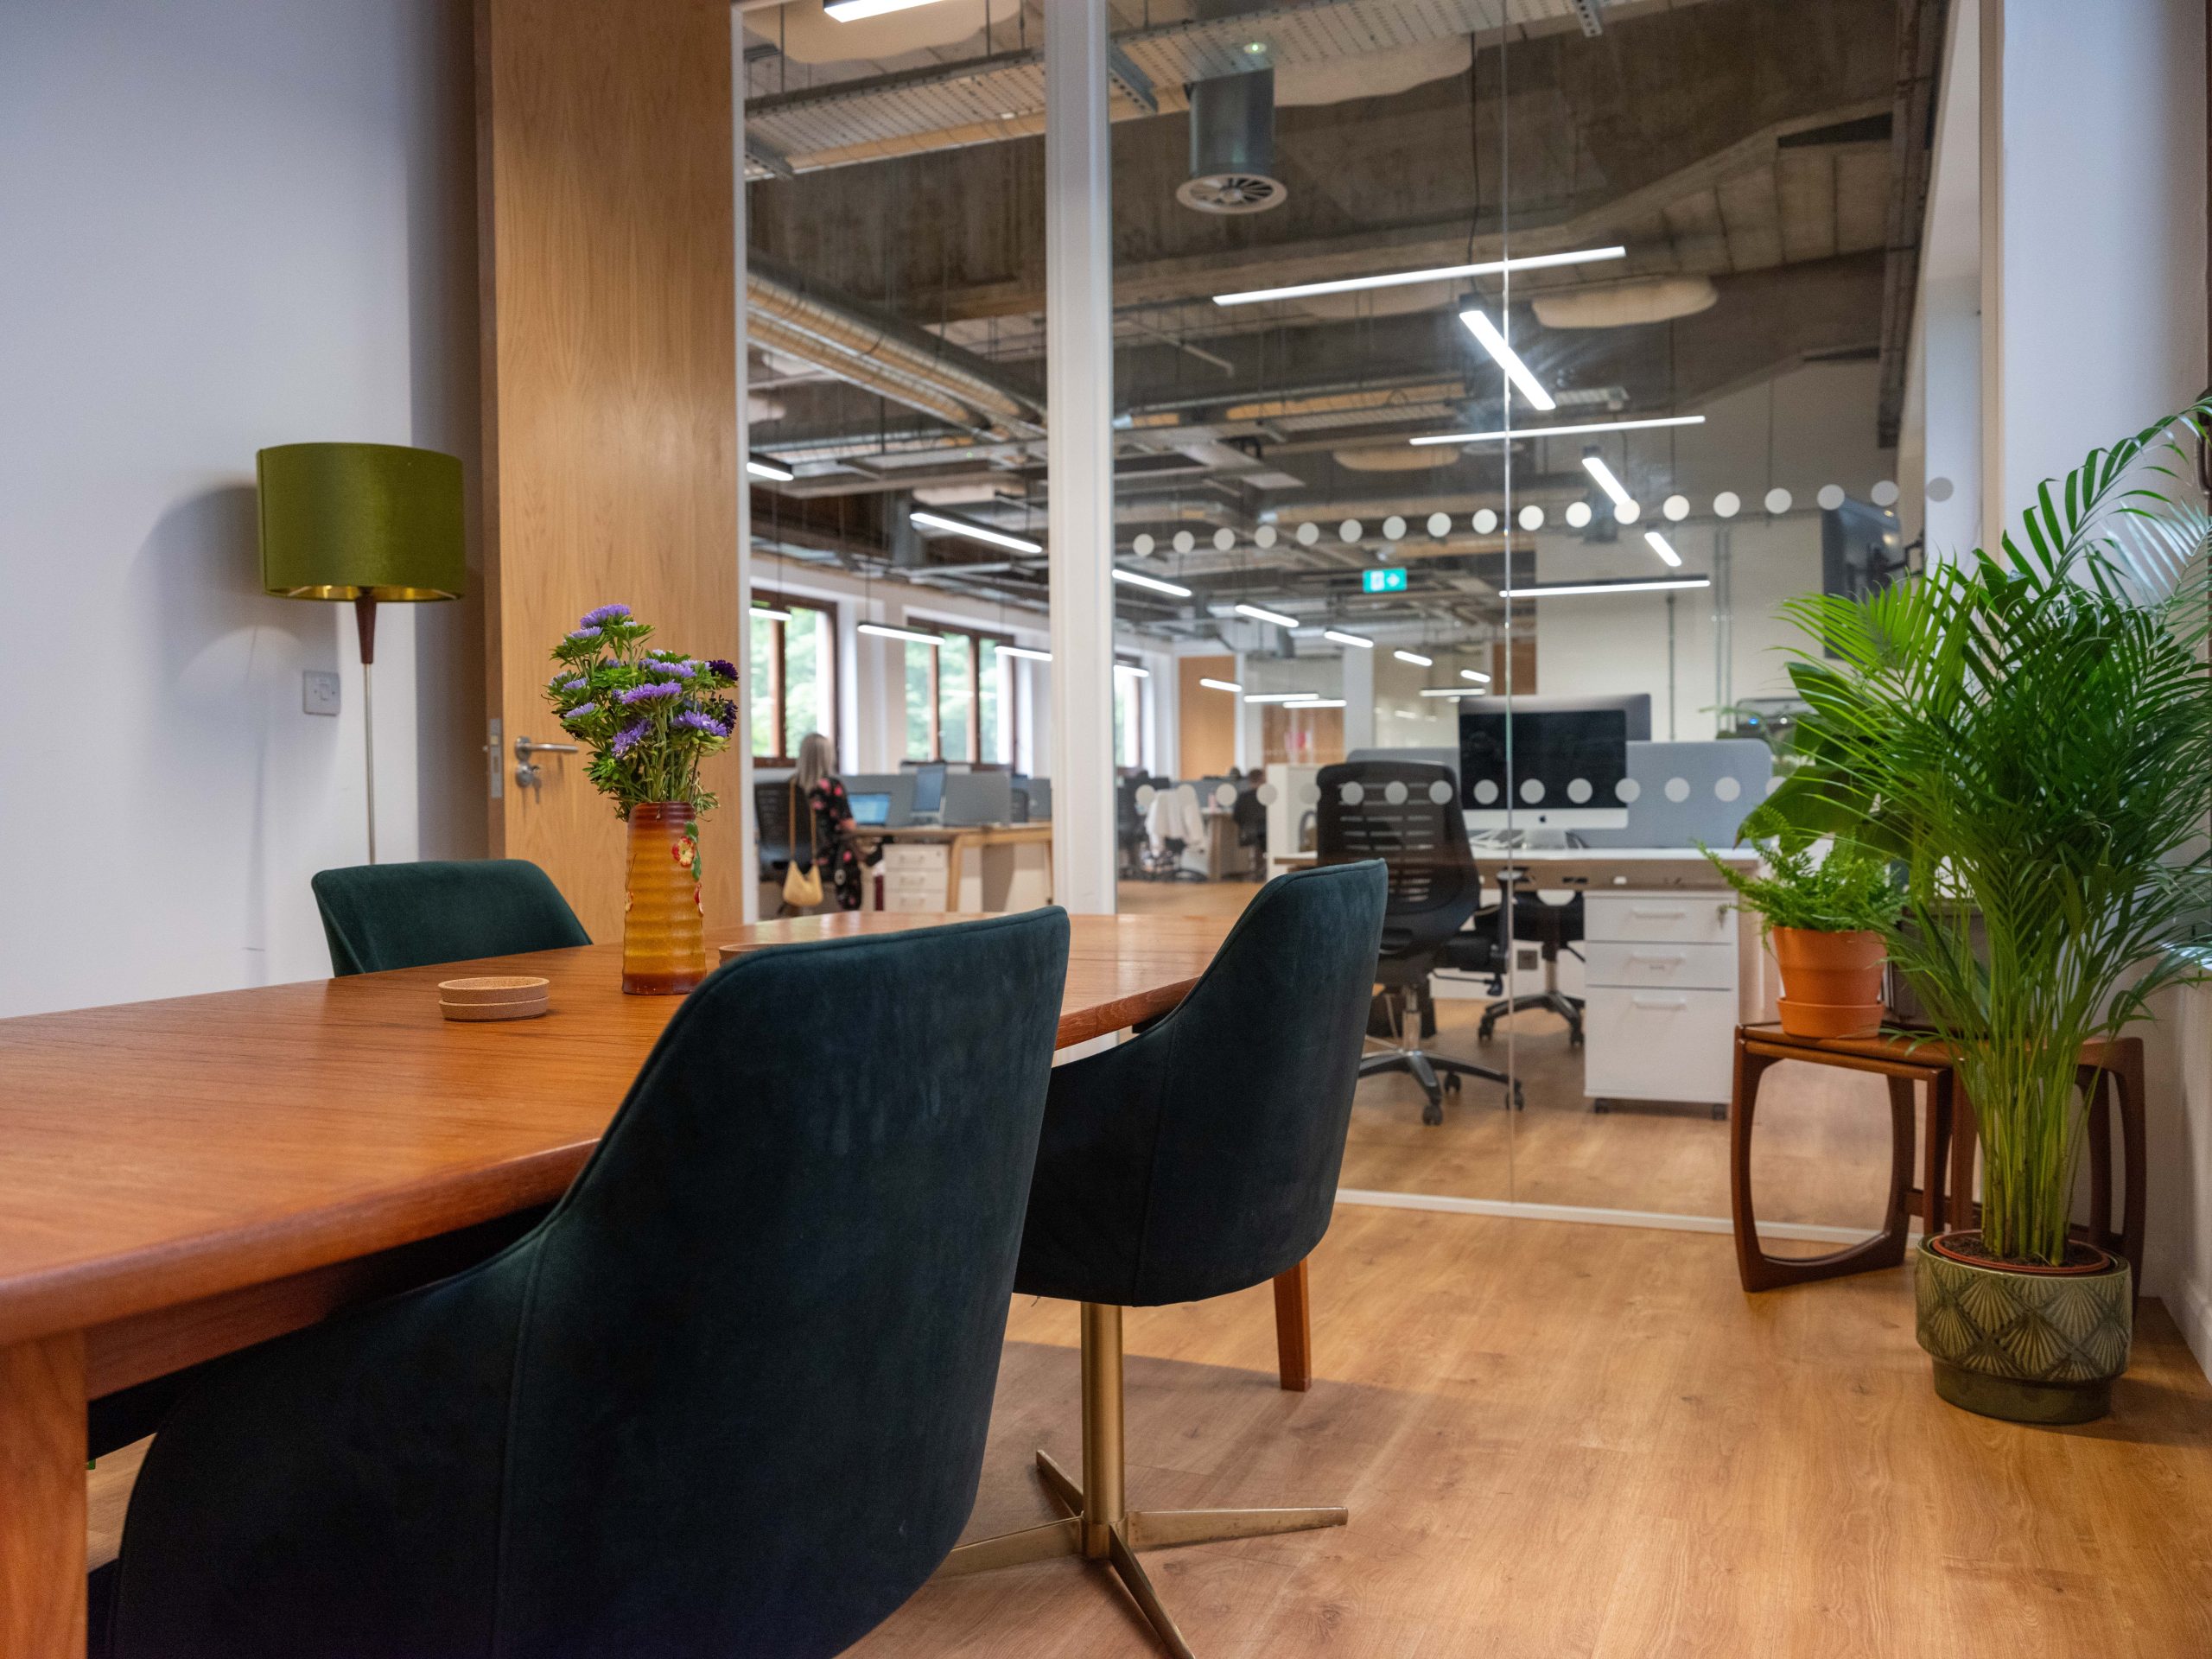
[736,0,1941,641]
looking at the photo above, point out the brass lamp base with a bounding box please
[934,1302,1345,1658]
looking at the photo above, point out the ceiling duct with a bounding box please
[1179,68,1284,215]
[1530,276,1719,330]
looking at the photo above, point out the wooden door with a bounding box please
[1177,653,1237,777]
[476,0,741,938]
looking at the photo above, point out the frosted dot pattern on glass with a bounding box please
[1663,494,1689,522]
[1767,774,1786,796]
[1135,785,1156,810]
[1339,520,1363,543]
[1872,479,1900,506]
[1213,528,1236,551]
[1613,499,1641,524]
[1339,780,1365,806]
[1714,776,1742,803]
[1298,779,1322,805]
[1565,501,1592,529]
[1256,782,1278,805]
[1212,784,1235,809]
[1173,530,1195,554]
[1296,521,1320,545]
[1133,533,1154,556]
[1664,777,1691,803]
[1255,524,1278,549]
[1382,515,1407,541]
[1383,780,1408,805]
[1174,784,1199,810]
[1616,778,1642,803]
[1713,491,1741,518]
[1473,508,1499,534]
[1473,779,1500,805]
[1816,484,1846,511]
[1427,512,1451,537]
[1567,778,1592,804]
[1926,476,1955,503]
[1764,487,1792,515]
[1429,780,1454,805]
[1519,505,1545,531]
[1520,778,1546,804]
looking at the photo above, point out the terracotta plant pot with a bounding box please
[1770,926,1885,1039]
[1914,1233,2132,1424]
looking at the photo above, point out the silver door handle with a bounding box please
[513,735,579,791]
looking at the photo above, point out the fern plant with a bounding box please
[1703,830,1901,936]
[1760,402,2212,1265]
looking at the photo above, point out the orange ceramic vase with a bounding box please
[622,803,709,995]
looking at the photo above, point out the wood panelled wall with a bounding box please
[1177,654,1237,779]
[475,0,741,936]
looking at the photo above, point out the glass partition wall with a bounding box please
[1107,0,1931,1243]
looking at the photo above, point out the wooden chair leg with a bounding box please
[1923,1071,1955,1234]
[1272,1260,1312,1392]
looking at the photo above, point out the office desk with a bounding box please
[853,822,1053,913]
[0,915,1225,1656]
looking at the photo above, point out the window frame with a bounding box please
[906,620,1020,765]
[750,588,838,769]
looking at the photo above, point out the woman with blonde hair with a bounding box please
[794,731,877,910]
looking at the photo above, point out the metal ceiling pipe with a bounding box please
[1179,68,1285,214]
[747,269,1043,433]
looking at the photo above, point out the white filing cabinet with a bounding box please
[1581,891,1740,1108]
[879,842,948,914]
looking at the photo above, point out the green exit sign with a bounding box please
[1362,567,1408,594]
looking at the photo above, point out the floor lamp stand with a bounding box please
[355,596,378,865]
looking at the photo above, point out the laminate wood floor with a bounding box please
[858,1205,2212,1659]
[87,1208,2212,1655]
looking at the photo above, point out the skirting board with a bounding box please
[1337,1187,1897,1248]
[2162,1267,2212,1383]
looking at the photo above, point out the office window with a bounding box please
[750,591,836,766]
[904,623,1016,763]
[1114,661,1145,770]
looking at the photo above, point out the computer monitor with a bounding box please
[907,762,947,817]
[848,791,891,827]
[1458,695,1651,833]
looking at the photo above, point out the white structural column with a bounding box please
[1340,643,1376,752]
[730,18,759,922]
[1045,0,1117,914]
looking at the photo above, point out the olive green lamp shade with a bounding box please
[257,442,466,602]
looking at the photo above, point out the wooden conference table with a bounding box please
[0,910,1249,1657]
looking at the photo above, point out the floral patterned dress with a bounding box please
[806,778,878,911]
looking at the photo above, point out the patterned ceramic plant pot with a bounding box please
[1914,1233,2131,1425]
[621,802,709,995]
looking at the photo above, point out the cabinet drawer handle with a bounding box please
[1629,951,1686,963]
[1630,995,1688,1009]
[1630,906,1687,919]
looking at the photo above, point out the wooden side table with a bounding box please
[1727,1026,2146,1295]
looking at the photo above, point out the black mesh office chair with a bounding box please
[1231,782,1268,880]
[1316,760,1517,1125]
[755,778,798,906]
[1478,890,1586,1046]
[1116,777,1148,878]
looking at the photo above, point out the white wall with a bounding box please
[0,0,480,1018]
[1973,0,2209,1370]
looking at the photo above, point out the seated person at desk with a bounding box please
[796,731,880,911]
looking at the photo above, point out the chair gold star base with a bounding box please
[932,1302,1346,1658]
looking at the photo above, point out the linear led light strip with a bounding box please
[857,623,943,647]
[1460,309,1554,413]
[1199,677,1243,694]
[1583,455,1634,511]
[911,510,1042,556]
[1393,650,1433,666]
[1323,629,1374,649]
[751,605,794,623]
[1410,414,1706,448]
[1114,568,1193,597]
[1212,245,1624,307]
[746,458,795,482]
[1507,576,1712,599]
[1243,691,1317,703]
[998,644,1052,663]
[1643,531,1683,569]
[824,0,944,19]
[1234,603,1300,628]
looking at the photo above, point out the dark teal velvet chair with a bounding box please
[310,858,590,976]
[92,909,1071,1659]
[938,865,1386,1656]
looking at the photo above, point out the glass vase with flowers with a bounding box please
[545,604,740,994]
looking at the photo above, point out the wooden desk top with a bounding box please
[0,912,1228,1350]
[849,822,1052,844]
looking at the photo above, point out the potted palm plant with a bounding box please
[1762,404,2212,1423]
[1706,827,1901,1039]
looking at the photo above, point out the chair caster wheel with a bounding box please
[1421,1098,1445,1127]
[1592,1099,1610,1114]
[1443,1073,1462,1096]
[1476,1022,1495,1045]
[1570,1031,1584,1050]
[1510,1083,1525,1111]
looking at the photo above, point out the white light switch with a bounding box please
[303,671,341,716]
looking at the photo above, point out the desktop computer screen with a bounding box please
[1459,695,1649,832]
[908,762,947,817]
[848,791,891,827]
